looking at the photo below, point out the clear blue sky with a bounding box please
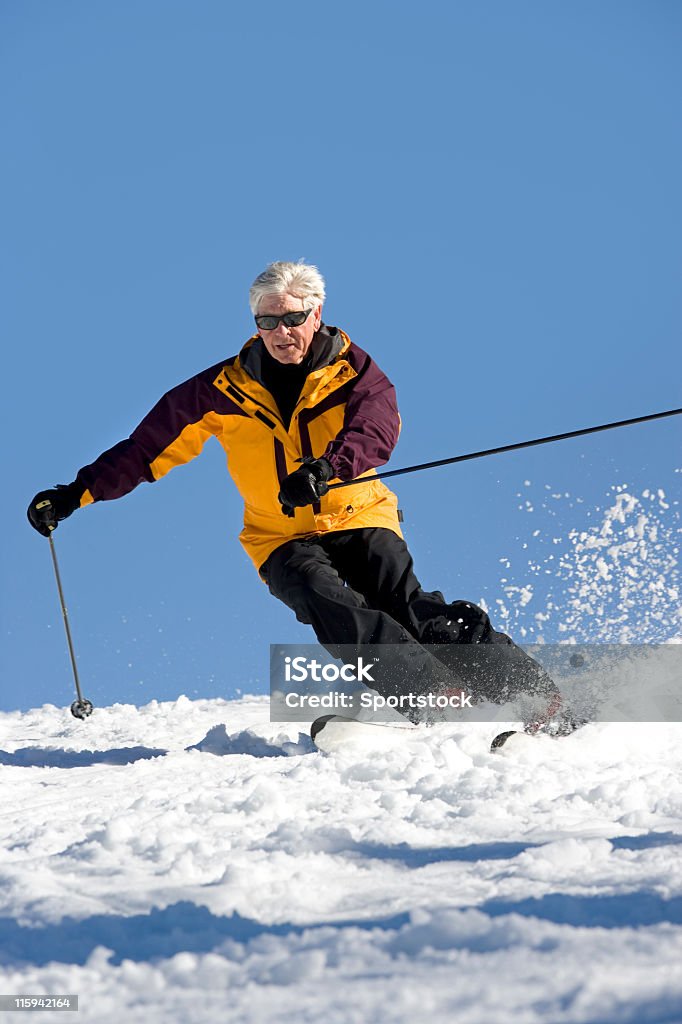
[3,1,681,713]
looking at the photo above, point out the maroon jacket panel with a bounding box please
[75,360,245,501]
[321,341,401,481]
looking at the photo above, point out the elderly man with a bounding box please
[28,261,562,731]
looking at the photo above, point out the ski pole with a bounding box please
[327,406,682,490]
[38,510,94,720]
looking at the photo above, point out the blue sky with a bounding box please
[3,1,681,713]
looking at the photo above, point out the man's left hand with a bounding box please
[278,458,333,517]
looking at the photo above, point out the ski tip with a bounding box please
[490,729,520,752]
[310,714,336,744]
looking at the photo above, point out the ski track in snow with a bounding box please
[1,696,682,1023]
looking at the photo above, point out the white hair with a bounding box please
[249,260,326,315]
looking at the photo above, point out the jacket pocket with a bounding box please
[313,478,398,532]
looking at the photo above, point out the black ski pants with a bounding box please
[261,527,556,708]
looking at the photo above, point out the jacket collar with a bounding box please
[239,324,346,386]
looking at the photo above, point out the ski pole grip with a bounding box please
[35,499,56,530]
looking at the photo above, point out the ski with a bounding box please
[490,729,535,751]
[311,714,419,754]
[311,717,580,755]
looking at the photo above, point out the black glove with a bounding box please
[278,458,333,517]
[27,483,82,537]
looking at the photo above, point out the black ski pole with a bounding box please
[327,406,682,490]
[39,516,94,720]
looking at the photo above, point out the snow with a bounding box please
[2,481,680,1021]
[2,697,682,1022]
[498,484,681,643]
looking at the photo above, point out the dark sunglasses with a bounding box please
[255,309,312,331]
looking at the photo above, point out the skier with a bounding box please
[27,260,562,728]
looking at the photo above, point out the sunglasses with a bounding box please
[255,309,312,331]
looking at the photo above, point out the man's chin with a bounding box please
[275,347,303,364]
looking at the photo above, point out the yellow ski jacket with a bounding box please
[74,326,403,572]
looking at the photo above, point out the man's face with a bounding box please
[256,292,322,365]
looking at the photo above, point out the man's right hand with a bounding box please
[278,457,333,517]
[27,483,82,537]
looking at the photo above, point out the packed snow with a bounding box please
[1,698,682,1023]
